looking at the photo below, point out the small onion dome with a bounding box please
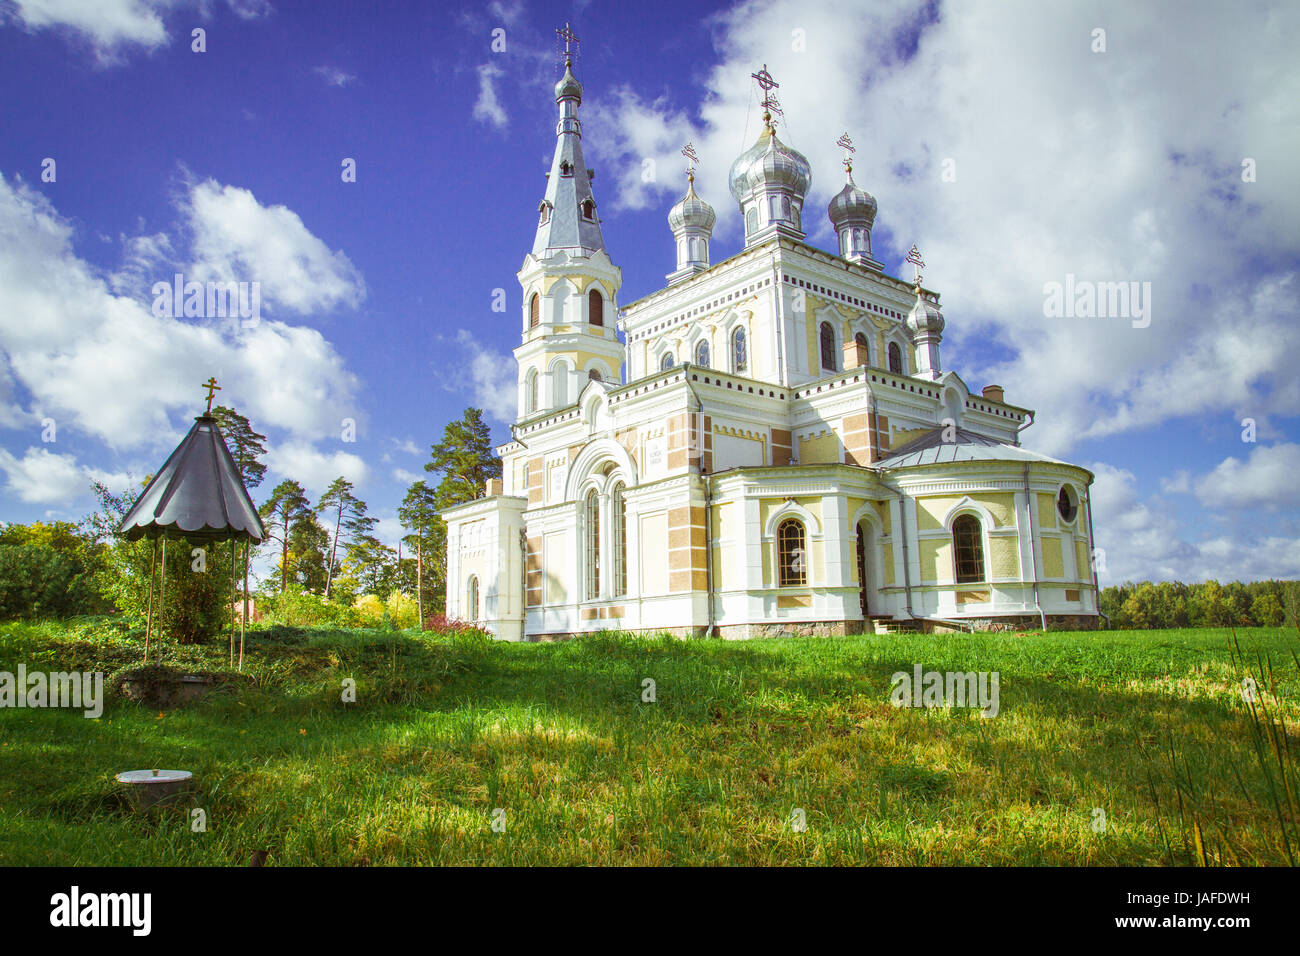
[728,126,812,203]
[668,176,716,233]
[828,169,877,227]
[555,60,582,102]
[907,288,945,336]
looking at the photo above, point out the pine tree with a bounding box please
[398,480,443,628]
[318,477,374,598]
[426,408,502,510]
[259,480,312,593]
[210,405,269,490]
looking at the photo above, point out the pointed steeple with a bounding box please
[532,25,605,258]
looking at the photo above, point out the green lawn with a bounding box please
[0,619,1296,865]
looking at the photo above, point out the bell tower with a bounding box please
[514,24,624,419]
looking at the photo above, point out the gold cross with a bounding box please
[906,244,926,286]
[202,376,221,413]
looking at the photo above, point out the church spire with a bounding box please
[532,23,605,258]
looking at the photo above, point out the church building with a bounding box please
[442,37,1100,639]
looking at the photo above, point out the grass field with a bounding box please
[0,619,1296,866]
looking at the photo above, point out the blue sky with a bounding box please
[0,0,1297,585]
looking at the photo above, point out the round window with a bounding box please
[1057,485,1078,523]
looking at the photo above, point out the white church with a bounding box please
[442,38,1100,640]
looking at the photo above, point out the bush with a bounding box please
[256,588,364,629]
[0,544,87,620]
[385,591,420,629]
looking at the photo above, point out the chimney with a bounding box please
[982,385,1005,403]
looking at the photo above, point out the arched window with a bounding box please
[582,199,596,220]
[585,489,601,600]
[529,294,540,329]
[611,482,627,597]
[888,341,903,374]
[661,353,675,371]
[538,202,551,225]
[466,575,479,622]
[695,339,710,367]
[777,519,807,587]
[819,321,837,371]
[746,207,758,235]
[953,515,985,585]
[553,361,569,406]
[732,327,747,372]
[526,369,538,414]
[781,196,792,218]
[588,367,602,382]
[588,287,603,327]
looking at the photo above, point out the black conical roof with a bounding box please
[118,416,266,542]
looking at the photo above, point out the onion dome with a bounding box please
[555,58,582,103]
[728,126,812,204]
[668,175,716,233]
[828,168,877,228]
[907,287,945,337]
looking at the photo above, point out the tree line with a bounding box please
[0,405,501,637]
[1098,579,1299,629]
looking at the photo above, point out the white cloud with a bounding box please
[1088,460,1300,583]
[393,467,423,484]
[447,329,517,424]
[0,173,362,450]
[1193,443,1300,511]
[6,0,272,63]
[472,62,508,129]
[264,442,368,498]
[313,65,356,87]
[184,179,366,315]
[0,446,132,504]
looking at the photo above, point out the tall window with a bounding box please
[888,341,903,374]
[953,515,985,584]
[611,482,627,597]
[526,369,538,413]
[695,339,710,367]
[746,207,758,235]
[582,199,596,220]
[529,294,540,329]
[854,332,868,366]
[661,353,675,371]
[777,518,807,587]
[588,288,603,327]
[585,489,601,600]
[820,321,837,371]
[553,362,569,406]
[466,575,479,622]
[732,327,747,372]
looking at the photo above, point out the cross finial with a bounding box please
[557,22,579,63]
[201,376,222,414]
[751,64,782,129]
[682,142,699,181]
[906,244,926,288]
[837,132,855,174]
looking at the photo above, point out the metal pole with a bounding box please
[240,541,249,671]
[144,538,157,663]
[230,539,237,667]
[158,537,167,654]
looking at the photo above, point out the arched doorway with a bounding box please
[855,519,879,618]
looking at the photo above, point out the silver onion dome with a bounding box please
[728,127,812,203]
[555,60,582,102]
[828,170,877,226]
[668,177,716,233]
[907,290,945,336]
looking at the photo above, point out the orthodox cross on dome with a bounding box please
[906,244,926,288]
[682,142,699,181]
[751,64,782,129]
[201,376,222,414]
[556,22,580,65]
[836,132,855,174]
